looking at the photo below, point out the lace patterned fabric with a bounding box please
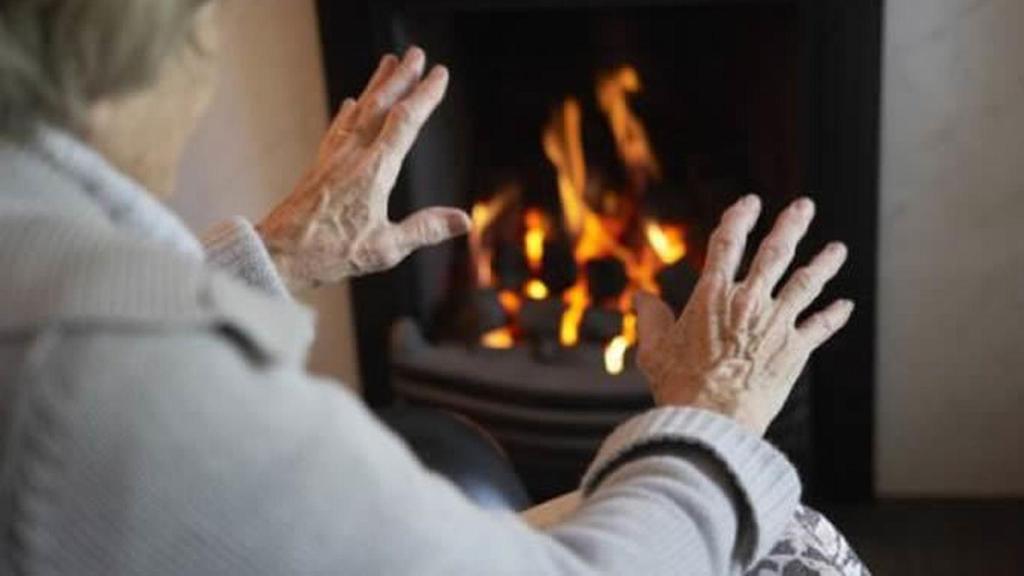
[746,506,870,576]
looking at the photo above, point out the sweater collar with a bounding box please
[29,125,204,259]
[0,127,314,365]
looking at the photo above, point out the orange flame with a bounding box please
[604,313,638,375]
[542,98,588,238]
[480,66,688,375]
[604,337,629,375]
[525,279,550,300]
[498,290,522,315]
[481,327,515,350]
[469,185,516,287]
[559,282,589,346]
[644,221,687,265]
[597,66,662,185]
[524,209,547,272]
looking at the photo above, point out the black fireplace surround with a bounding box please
[316,0,882,503]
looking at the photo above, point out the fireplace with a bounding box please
[317,0,881,503]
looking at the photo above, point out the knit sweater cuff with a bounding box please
[201,217,290,299]
[581,407,801,562]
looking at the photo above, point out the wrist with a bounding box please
[255,222,318,293]
[656,384,766,436]
[691,396,766,436]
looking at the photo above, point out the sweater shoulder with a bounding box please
[0,205,314,366]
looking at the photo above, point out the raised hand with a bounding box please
[635,196,853,435]
[257,47,471,291]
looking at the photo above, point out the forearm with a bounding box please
[331,405,800,575]
[570,408,800,569]
[331,405,801,575]
[57,325,799,575]
[196,216,802,573]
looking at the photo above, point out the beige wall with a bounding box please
[877,0,1024,496]
[172,0,361,390]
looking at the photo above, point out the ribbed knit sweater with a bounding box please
[0,127,800,575]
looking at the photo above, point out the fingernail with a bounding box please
[795,197,815,214]
[451,210,472,234]
[405,46,425,62]
[741,194,760,208]
[829,242,848,256]
[429,65,449,80]
[842,299,856,312]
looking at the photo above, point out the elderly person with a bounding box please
[0,1,866,575]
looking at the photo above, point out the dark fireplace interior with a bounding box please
[317,0,881,504]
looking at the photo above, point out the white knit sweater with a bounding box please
[0,127,801,576]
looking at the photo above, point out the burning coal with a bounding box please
[471,66,694,375]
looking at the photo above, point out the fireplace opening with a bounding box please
[433,6,800,365]
[317,0,881,503]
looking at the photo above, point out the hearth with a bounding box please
[317,0,881,502]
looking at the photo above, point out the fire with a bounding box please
[559,282,588,346]
[645,222,687,265]
[481,327,515,350]
[469,185,516,287]
[525,279,550,300]
[542,98,587,238]
[472,65,689,376]
[604,336,629,375]
[524,209,546,271]
[597,66,662,186]
[604,313,638,375]
[498,290,522,315]
[543,98,633,266]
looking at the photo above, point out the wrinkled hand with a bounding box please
[635,196,854,435]
[257,48,471,291]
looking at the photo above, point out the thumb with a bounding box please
[634,291,675,359]
[394,207,472,254]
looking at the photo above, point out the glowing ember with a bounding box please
[471,66,690,375]
[481,327,515,350]
[498,290,522,315]
[644,222,687,265]
[623,312,638,344]
[604,336,629,375]
[524,209,547,272]
[525,279,550,300]
[604,312,638,375]
[559,282,589,346]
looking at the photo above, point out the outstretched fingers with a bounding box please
[320,98,358,159]
[730,198,815,332]
[699,195,762,339]
[744,198,815,295]
[320,53,402,159]
[354,47,427,138]
[798,299,855,349]
[360,53,400,100]
[701,195,763,282]
[775,242,848,323]
[375,65,450,162]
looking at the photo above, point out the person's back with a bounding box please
[0,130,798,575]
[0,2,861,574]
[0,137,323,574]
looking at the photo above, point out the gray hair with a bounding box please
[0,0,210,139]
